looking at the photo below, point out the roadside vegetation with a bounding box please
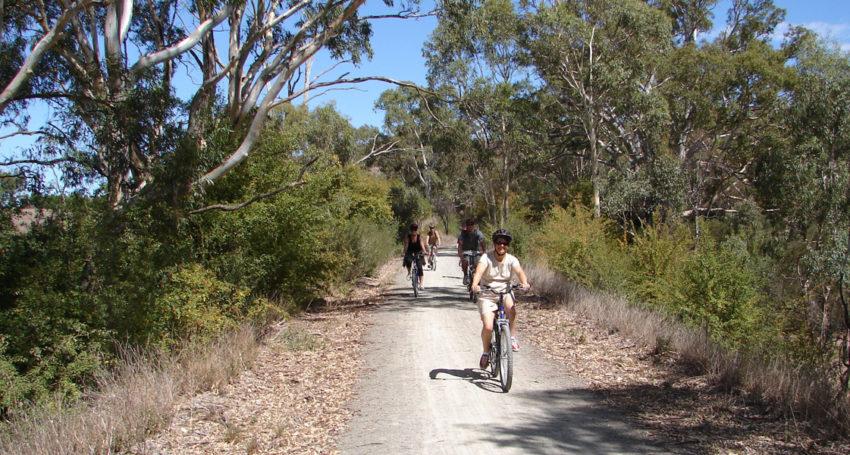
[364,0,850,436]
[2,0,850,448]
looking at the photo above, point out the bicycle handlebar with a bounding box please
[478,283,525,295]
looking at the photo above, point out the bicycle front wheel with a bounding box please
[412,264,419,297]
[498,323,513,392]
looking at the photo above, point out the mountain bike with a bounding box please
[428,245,437,271]
[462,250,481,301]
[479,284,521,392]
[410,253,424,297]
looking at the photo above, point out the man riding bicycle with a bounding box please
[403,223,428,289]
[470,229,530,369]
[457,218,485,285]
[427,225,441,268]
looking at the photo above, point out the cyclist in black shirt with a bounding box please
[403,223,428,289]
[456,219,486,284]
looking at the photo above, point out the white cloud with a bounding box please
[802,21,850,38]
[772,20,850,52]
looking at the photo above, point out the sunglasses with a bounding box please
[495,241,510,246]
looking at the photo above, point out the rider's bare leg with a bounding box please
[505,294,517,338]
[461,257,469,281]
[480,311,495,352]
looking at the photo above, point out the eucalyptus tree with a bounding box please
[751,34,850,387]
[0,0,422,209]
[373,87,438,198]
[424,0,534,226]
[523,0,672,217]
[659,0,789,232]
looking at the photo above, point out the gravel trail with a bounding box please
[339,247,669,454]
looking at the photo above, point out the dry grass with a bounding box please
[525,262,850,434]
[0,325,260,455]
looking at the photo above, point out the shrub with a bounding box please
[150,264,275,348]
[625,222,691,306]
[338,217,397,280]
[669,236,771,350]
[529,204,629,291]
[389,183,431,238]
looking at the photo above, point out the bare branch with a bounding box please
[360,8,436,20]
[354,136,402,165]
[189,156,318,215]
[130,4,235,75]
[0,0,100,112]
[0,157,81,167]
[270,76,430,109]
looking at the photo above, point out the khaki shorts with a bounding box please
[477,293,514,316]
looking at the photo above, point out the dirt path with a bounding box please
[338,248,667,454]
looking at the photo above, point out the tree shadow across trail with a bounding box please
[428,368,504,393]
[379,286,476,312]
[463,388,674,454]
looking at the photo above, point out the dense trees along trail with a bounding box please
[339,247,666,454]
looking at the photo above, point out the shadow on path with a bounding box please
[464,388,673,454]
[428,367,505,393]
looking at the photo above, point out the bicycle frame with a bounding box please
[479,284,520,392]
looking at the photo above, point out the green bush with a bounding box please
[389,183,431,238]
[150,263,278,348]
[529,204,629,290]
[668,236,770,349]
[338,217,397,280]
[625,222,691,306]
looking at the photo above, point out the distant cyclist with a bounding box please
[457,218,485,285]
[403,223,428,289]
[470,229,530,368]
[427,225,441,268]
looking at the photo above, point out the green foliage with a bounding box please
[338,217,397,280]
[0,104,401,413]
[530,206,779,352]
[529,204,629,290]
[150,263,276,348]
[667,237,770,349]
[389,182,431,237]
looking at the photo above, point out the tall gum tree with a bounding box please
[424,0,533,226]
[524,0,672,217]
[0,0,423,209]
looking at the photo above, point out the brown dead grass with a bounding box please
[0,325,260,455]
[523,263,850,454]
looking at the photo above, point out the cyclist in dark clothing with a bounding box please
[403,223,428,289]
[457,219,486,284]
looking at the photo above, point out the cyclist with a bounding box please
[470,229,530,368]
[457,218,486,285]
[427,225,441,268]
[403,223,428,289]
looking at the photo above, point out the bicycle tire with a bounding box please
[412,262,419,297]
[498,323,513,392]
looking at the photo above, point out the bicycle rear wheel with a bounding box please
[498,323,513,392]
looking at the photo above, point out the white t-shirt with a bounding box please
[479,252,520,292]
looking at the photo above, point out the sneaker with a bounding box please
[479,353,490,369]
[511,337,519,352]
[463,274,469,286]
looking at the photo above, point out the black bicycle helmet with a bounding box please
[492,228,512,244]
